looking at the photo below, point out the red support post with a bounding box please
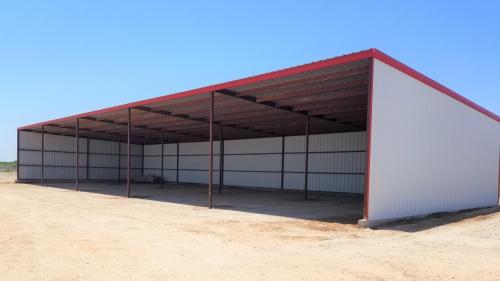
[160,132,164,189]
[127,108,131,198]
[304,116,310,200]
[208,91,214,208]
[280,136,285,190]
[41,125,45,187]
[219,125,223,195]
[75,118,80,191]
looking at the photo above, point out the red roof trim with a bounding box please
[18,48,498,130]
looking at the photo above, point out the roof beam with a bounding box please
[80,115,204,140]
[132,106,278,137]
[215,89,361,129]
[240,66,369,96]
[44,123,158,143]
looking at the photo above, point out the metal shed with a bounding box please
[17,49,500,226]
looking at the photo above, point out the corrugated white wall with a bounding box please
[368,59,500,221]
[143,131,366,193]
[19,130,367,193]
[18,131,143,180]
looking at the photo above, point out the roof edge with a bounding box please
[18,49,375,130]
[18,48,499,130]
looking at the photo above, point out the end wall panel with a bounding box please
[368,59,500,221]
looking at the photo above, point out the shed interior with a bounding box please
[17,53,371,221]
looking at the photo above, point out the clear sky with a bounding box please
[1,1,499,161]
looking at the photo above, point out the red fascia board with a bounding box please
[18,48,499,130]
[372,49,500,122]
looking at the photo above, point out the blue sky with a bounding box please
[1,1,499,161]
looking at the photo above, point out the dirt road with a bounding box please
[1,172,499,281]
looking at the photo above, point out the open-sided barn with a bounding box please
[17,49,499,226]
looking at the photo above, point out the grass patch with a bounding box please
[0,161,17,167]
[0,161,16,173]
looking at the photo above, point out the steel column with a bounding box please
[208,91,214,208]
[41,125,45,186]
[118,136,121,184]
[16,130,20,181]
[304,116,310,200]
[160,132,164,189]
[141,144,144,176]
[176,142,179,183]
[75,118,80,191]
[280,136,285,190]
[219,125,224,194]
[127,108,131,198]
[86,138,90,180]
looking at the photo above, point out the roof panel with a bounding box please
[19,48,498,145]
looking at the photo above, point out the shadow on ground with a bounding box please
[25,181,365,225]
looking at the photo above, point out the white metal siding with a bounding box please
[18,131,143,180]
[369,59,500,221]
[19,130,367,193]
[142,131,366,193]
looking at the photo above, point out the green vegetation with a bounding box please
[0,161,16,173]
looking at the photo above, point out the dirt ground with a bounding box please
[1,172,499,281]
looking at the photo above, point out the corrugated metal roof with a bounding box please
[18,48,499,144]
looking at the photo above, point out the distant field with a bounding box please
[0,161,16,173]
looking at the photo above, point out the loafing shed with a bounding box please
[16,49,500,226]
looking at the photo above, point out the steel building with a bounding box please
[16,49,499,226]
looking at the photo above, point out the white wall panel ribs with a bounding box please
[142,132,366,193]
[368,59,500,221]
[18,131,143,180]
[18,131,366,193]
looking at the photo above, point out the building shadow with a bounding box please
[25,180,365,225]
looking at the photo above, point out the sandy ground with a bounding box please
[1,172,499,281]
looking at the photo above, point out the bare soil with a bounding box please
[1,172,499,281]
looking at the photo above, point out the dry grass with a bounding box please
[0,172,499,281]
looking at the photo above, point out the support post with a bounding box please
[17,130,20,181]
[75,118,80,191]
[41,125,45,186]
[219,125,223,194]
[304,116,310,200]
[160,132,164,189]
[141,144,145,176]
[86,138,90,180]
[176,142,179,183]
[118,136,121,184]
[208,91,214,208]
[127,108,131,198]
[280,136,285,190]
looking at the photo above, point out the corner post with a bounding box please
[208,91,214,208]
